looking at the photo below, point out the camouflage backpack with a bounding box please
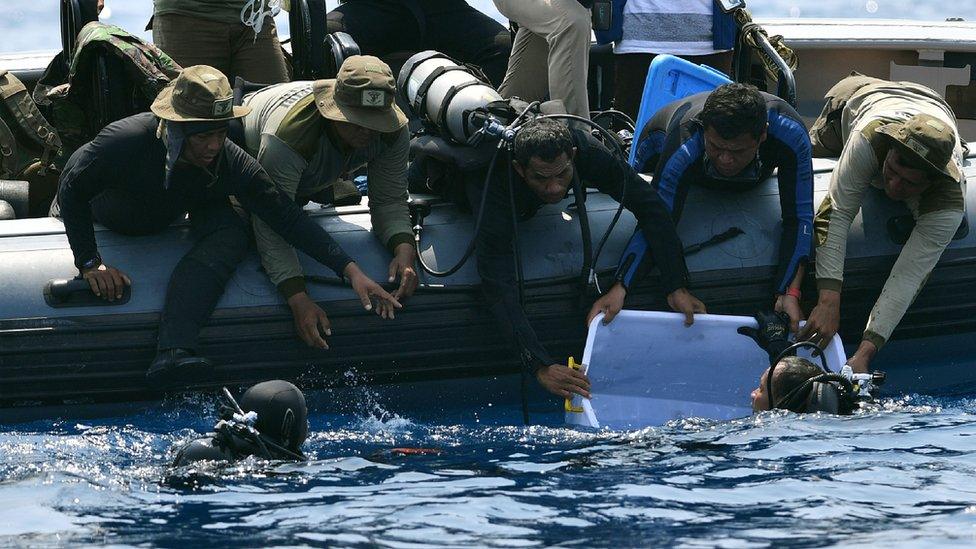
[0,70,62,180]
[34,21,181,157]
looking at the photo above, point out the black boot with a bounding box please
[146,348,215,387]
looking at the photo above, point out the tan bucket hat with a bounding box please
[876,113,962,184]
[312,55,408,133]
[151,65,251,122]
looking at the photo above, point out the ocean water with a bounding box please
[2,380,975,547]
[0,0,971,54]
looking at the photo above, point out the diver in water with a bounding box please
[172,380,309,465]
[739,311,869,415]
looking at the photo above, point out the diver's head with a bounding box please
[240,380,309,451]
[751,355,824,413]
[699,83,767,179]
[512,118,577,204]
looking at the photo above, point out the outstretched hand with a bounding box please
[587,282,626,326]
[287,292,331,349]
[774,293,804,334]
[737,310,792,362]
[667,287,707,326]
[536,364,591,399]
[344,263,402,319]
[797,290,841,349]
[388,243,419,301]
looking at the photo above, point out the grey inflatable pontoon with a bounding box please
[1,150,975,407]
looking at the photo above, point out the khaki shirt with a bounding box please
[242,81,412,297]
[814,82,965,348]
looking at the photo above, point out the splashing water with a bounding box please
[2,376,975,547]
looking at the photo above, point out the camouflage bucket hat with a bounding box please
[151,65,250,122]
[876,113,962,184]
[312,55,407,133]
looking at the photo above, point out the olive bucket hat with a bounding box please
[312,55,408,133]
[876,113,961,184]
[151,65,251,122]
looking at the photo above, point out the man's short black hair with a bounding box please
[512,118,574,166]
[699,83,768,140]
[770,356,823,411]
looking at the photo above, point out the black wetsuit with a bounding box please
[53,112,353,351]
[327,0,511,86]
[620,91,814,294]
[471,129,688,369]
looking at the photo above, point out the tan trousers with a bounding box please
[153,13,289,85]
[493,0,592,119]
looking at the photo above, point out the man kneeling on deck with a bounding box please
[798,74,966,374]
[241,56,417,349]
[476,117,706,399]
[52,66,399,385]
[589,83,814,332]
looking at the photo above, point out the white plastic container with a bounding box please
[565,311,847,429]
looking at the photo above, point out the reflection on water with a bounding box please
[1,386,975,547]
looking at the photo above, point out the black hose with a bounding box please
[508,149,526,306]
[415,141,503,277]
[535,113,631,282]
[414,101,541,278]
[591,109,636,133]
[572,171,593,297]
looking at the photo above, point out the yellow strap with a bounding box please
[564,357,584,413]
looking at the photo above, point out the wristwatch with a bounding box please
[79,253,102,272]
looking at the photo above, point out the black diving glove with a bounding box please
[737,310,793,364]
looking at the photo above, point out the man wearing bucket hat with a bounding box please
[798,74,966,374]
[240,56,417,349]
[53,65,400,385]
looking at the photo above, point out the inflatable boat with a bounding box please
[2,145,975,408]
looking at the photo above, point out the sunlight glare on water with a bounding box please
[1,388,975,547]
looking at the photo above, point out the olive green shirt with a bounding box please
[154,0,265,25]
[242,81,413,298]
[814,82,965,348]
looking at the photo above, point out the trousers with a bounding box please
[493,0,592,118]
[326,0,511,87]
[152,13,289,85]
[86,191,251,352]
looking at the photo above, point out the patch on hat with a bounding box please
[361,89,386,107]
[925,119,946,133]
[903,136,931,158]
[199,72,221,83]
[364,63,385,74]
[212,97,233,117]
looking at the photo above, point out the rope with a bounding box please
[734,9,798,81]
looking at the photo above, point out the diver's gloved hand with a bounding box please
[737,310,793,364]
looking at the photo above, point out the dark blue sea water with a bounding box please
[2,376,976,547]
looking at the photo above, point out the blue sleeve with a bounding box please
[766,110,814,293]
[615,129,704,289]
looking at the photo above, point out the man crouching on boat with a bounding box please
[478,117,706,399]
[798,75,966,374]
[51,66,399,385]
[589,83,814,333]
[240,56,417,349]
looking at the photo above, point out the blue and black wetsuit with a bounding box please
[618,91,814,294]
[471,129,689,369]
